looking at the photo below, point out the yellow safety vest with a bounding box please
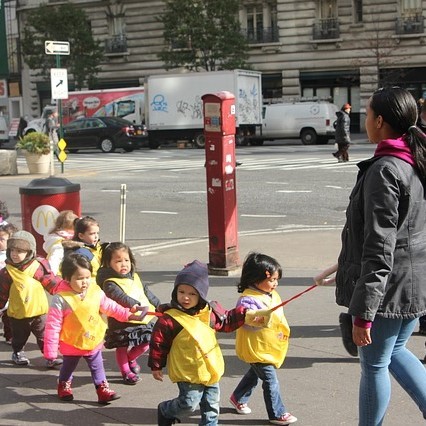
[167,306,224,385]
[59,284,107,350]
[88,244,102,277]
[106,274,156,324]
[6,261,48,319]
[236,288,290,368]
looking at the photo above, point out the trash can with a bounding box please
[19,176,81,256]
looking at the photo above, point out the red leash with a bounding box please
[269,284,318,312]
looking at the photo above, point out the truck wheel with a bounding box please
[100,138,115,153]
[194,134,205,149]
[301,129,317,145]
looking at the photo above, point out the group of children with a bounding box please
[0,200,298,425]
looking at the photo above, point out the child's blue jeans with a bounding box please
[160,381,220,426]
[232,362,287,420]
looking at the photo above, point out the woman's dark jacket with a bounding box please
[336,155,426,321]
[335,110,351,145]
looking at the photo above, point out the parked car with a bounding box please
[62,116,148,153]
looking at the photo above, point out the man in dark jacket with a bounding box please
[332,103,351,162]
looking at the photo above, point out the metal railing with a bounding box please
[105,34,128,54]
[243,27,279,44]
[312,18,340,40]
[395,13,424,35]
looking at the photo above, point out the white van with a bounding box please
[253,101,339,145]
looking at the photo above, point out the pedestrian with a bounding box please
[45,111,58,143]
[0,230,64,367]
[42,210,79,275]
[148,260,260,426]
[96,242,160,385]
[67,216,102,278]
[0,200,9,226]
[43,252,149,404]
[230,252,297,425]
[335,86,426,425]
[0,222,18,345]
[332,103,351,162]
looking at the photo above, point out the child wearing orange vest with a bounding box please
[230,252,297,426]
[96,242,160,385]
[43,252,148,404]
[148,260,267,426]
[0,230,65,367]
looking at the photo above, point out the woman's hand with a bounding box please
[353,325,372,347]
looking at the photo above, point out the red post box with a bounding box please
[19,177,81,256]
[202,92,240,275]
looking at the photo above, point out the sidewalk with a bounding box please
[0,230,424,425]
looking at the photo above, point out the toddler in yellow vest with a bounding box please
[96,242,160,385]
[0,230,65,367]
[43,252,148,404]
[230,252,297,426]
[149,260,268,426]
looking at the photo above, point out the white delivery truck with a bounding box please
[255,101,339,145]
[145,69,262,149]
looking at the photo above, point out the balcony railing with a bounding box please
[395,13,424,35]
[243,27,279,44]
[105,34,128,54]
[313,18,340,40]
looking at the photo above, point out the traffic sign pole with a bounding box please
[56,54,64,173]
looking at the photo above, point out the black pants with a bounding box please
[334,143,350,161]
[10,315,46,353]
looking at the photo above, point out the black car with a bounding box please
[62,116,148,153]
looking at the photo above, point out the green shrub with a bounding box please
[16,131,51,155]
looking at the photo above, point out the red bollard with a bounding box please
[202,92,240,275]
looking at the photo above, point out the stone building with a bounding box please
[4,0,426,131]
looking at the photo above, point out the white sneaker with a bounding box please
[269,413,298,425]
[229,394,252,414]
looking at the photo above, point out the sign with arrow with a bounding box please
[45,40,70,55]
[50,68,68,99]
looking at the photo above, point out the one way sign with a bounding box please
[50,68,68,99]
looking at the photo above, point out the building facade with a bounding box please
[4,0,426,131]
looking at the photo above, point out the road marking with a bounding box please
[140,210,178,215]
[178,191,205,194]
[325,185,343,189]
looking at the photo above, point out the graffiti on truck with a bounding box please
[238,84,260,123]
[151,94,168,113]
[176,96,202,119]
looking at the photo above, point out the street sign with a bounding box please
[45,40,70,55]
[50,68,69,99]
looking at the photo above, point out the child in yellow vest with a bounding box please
[96,242,160,385]
[43,252,148,404]
[149,260,267,426]
[68,216,102,278]
[0,230,64,367]
[42,210,78,275]
[230,252,297,426]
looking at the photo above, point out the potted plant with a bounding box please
[16,131,51,174]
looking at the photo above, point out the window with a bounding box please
[313,0,339,40]
[240,1,278,44]
[353,0,363,23]
[105,3,127,54]
[395,0,423,34]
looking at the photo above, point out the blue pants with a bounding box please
[358,316,426,425]
[160,381,220,426]
[232,363,287,420]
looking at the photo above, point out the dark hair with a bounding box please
[0,223,18,236]
[371,87,426,176]
[73,216,99,242]
[100,241,136,270]
[237,252,282,293]
[61,252,92,280]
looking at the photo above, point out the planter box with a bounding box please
[23,151,50,174]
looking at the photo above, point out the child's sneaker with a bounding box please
[57,380,73,401]
[229,394,252,414]
[12,351,30,366]
[122,372,141,385]
[96,381,120,404]
[46,358,63,368]
[269,413,298,425]
[157,403,181,425]
[128,360,141,374]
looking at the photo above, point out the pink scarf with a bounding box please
[374,137,416,167]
